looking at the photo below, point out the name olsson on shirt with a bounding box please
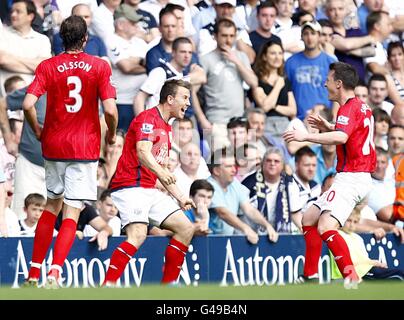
[57,61,92,73]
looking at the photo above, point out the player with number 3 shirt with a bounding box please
[22,16,118,288]
[26,41,115,161]
[283,62,376,286]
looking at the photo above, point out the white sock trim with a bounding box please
[30,262,42,269]
[49,264,63,274]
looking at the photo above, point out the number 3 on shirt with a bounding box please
[362,116,375,155]
[65,76,82,113]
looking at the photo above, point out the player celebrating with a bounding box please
[283,62,376,286]
[104,79,195,286]
[23,16,118,287]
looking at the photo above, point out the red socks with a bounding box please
[104,241,137,284]
[28,210,57,280]
[104,238,188,285]
[321,230,359,280]
[162,238,188,284]
[50,218,77,270]
[302,225,322,278]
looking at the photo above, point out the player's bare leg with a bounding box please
[25,198,63,286]
[160,211,194,284]
[103,223,147,286]
[299,204,323,282]
[318,212,360,287]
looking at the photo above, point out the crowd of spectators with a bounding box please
[0,0,403,244]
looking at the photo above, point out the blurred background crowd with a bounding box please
[0,0,403,245]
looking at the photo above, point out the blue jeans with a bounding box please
[117,104,134,133]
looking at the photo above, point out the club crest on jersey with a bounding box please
[141,123,154,134]
[337,115,349,125]
[360,103,372,114]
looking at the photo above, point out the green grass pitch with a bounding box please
[0,282,403,300]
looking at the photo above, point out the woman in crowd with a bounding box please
[388,41,404,100]
[251,40,296,142]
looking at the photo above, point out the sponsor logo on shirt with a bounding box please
[155,143,168,164]
[336,115,349,125]
[141,123,154,134]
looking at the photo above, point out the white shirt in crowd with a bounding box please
[107,34,148,104]
[83,216,122,237]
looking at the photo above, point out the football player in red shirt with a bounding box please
[283,62,376,287]
[104,79,195,286]
[23,16,118,287]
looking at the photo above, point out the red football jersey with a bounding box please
[27,52,116,161]
[110,107,172,190]
[335,97,376,172]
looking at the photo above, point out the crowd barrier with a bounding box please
[1,234,402,287]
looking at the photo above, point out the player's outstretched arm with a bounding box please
[306,114,335,132]
[164,182,196,211]
[283,129,347,145]
[22,93,42,140]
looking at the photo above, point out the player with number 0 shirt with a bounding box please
[22,15,118,288]
[283,62,376,287]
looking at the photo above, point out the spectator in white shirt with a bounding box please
[107,4,147,132]
[0,0,51,97]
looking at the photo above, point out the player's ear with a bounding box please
[167,94,175,105]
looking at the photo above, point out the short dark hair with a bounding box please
[388,124,404,136]
[99,189,112,202]
[159,79,191,104]
[214,18,236,34]
[295,146,316,163]
[189,179,214,197]
[291,10,313,26]
[227,116,247,129]
[14,0,36,17]
[318,18,332,29]
[159,5,177,22]
[24,193,46,209]
[257,0,277,15]
[172,37,192,51]
[60,15,87,51]
[368,73,387,88]
[207,147,234,173]
[366,11,385,33]
[373,108,391,125]
[164,3,184,13]
[356,79,367,88]
[4,75,24,93]
[387,41,404,58]
[329,62,358,90]
[375,146,388,157]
